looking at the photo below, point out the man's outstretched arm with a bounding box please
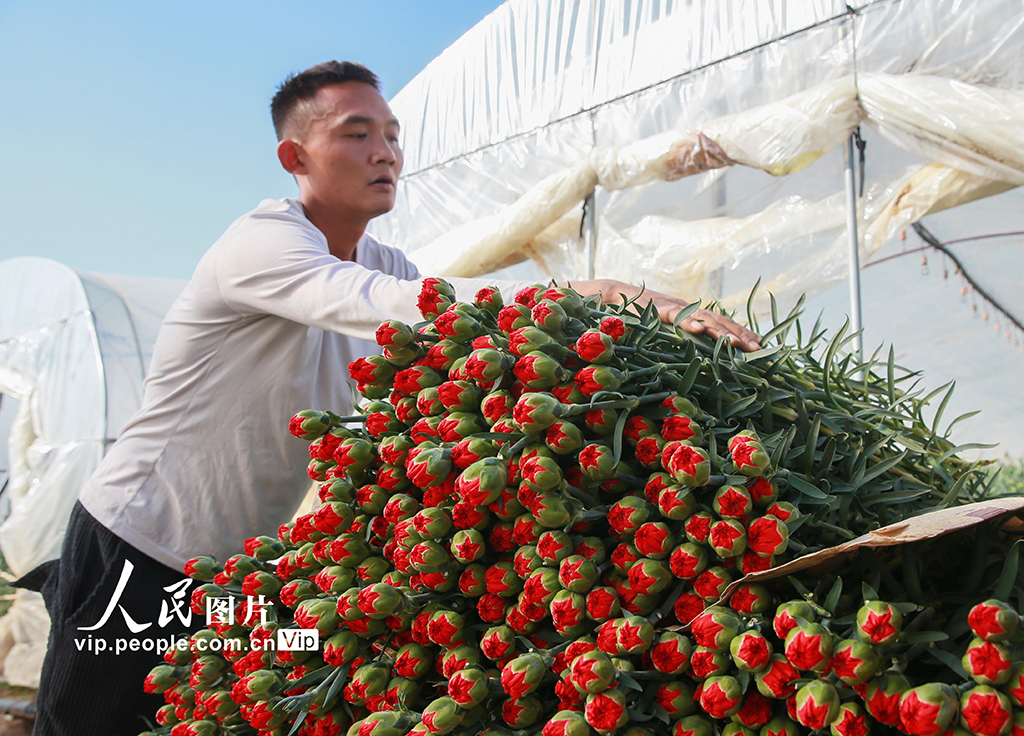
[563,279,762,353]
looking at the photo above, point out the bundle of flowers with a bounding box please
[139,279,1003,736]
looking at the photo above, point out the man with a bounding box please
[28,61,759,736]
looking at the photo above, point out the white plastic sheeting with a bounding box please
[398,72,1023,281]
[371,0,1024,458]
[0,258,184,577]
[0,257,183,686]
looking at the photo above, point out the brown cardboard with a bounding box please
[719,497,1024,599]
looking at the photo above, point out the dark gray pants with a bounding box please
[18,502,197,736]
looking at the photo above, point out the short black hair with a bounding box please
[271,61,381,140]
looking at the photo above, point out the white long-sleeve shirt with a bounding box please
[80,197,528,570]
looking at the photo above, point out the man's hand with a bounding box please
[564,279,762,353]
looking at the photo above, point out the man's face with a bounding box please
[292,82,403,220]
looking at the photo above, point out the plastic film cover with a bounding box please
[0,258,183,576]
[392,0,845,175]
[374,0,1024,458]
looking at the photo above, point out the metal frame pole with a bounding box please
[584,190,598,280]
[843,134,864,368]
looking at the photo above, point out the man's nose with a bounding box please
[372,134,398,165]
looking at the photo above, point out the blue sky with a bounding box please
[0,1,506,280]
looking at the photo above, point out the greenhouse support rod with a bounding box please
[844,134,865,375]
[584,190,598,280]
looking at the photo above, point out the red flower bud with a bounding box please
[785,623,834,672]
[586,587,621,622]
[969,599,1021,642]
[794,680,841,730]
[755,655,801,699]
[599,316,626,342]
[863,673,911,726]
[830,703,871,736]
[713,485,752,518]
[698,676,743,718]
[729,583,773,615]
[418,277,455,319]
[831,638,879,685]
[856,600,902,646]
[693,566,733,601]
[730,631,773,672]
[585,687,629,733]
[960,685,1013,736]
[963,637,1013,685]
[899,684,958,736]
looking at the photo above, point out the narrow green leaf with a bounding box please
[817,438,837,477]
[618,673,643,692]
[324,666,348,706]
[862,581,879,601]
[887,345,896,406]
[934,466,979,510]
[893,433,928,454]
[761,311,801,346]
[723,394,760,418]
[673,300,702,329]
[937,443,999,464]
[612,406,631,467]
[746,278,761,334]
[709,432,721,476]
[473,432,528,442]
[994,540,1022,602]
[860,488,932,506]
[743,345,785,362]
[677,359,701,396]
[770,426,797,469]
[927,649,969,680]
[930,381,956,436]
[903,631,948,644]
[822,318,850,407]
[786,473,828,500]
[858,451,908,485]
[288,709,310,736]
[760,387,774,432]
[824,578,843,614]
[861,432,896,461]
[284,664,334,692]
[635,320,663,352]
[804,415,821,476]
[945,410,982,436]
[917,381,954,422]
[712,332,727,369]
[927,455,957,488]
[789,577,812,597]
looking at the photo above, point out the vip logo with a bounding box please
[277,629,319,651]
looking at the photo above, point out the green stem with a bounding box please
[563,398,640,416]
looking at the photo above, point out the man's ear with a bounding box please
[277,139,306,176]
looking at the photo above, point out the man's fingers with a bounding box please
[681,312,762,352]
[679,316,706,334]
